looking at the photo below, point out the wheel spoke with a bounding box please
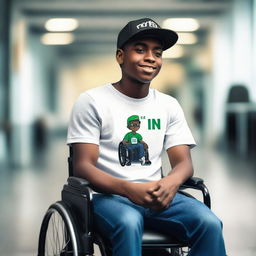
[55,212,61,253]
[38,203,77,256]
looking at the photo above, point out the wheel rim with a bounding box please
[43,209,70,255]
[39,202,78,256]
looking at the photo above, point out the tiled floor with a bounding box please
[0,135,255,256]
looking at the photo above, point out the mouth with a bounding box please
[139,65,157,73]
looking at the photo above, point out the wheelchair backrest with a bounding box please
[68,146,74,177]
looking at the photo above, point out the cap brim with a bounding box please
[129,28,178,50]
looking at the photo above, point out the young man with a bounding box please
[67,18,226,256]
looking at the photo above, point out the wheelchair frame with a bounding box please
[37,146,211,256]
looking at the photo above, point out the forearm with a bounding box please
[166,160,193,186]
[74,161,129,196]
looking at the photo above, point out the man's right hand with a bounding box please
[123,181,162,209]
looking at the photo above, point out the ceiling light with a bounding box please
[163,45,184,59]
[40,33,74,45]
[177,33,198,44]
[45,18,79,32]
[163,18,200,32]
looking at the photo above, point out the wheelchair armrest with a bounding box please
[180,177,211,209]
[183,177,203,187]
[68,176,90,187]
[66,176,92,198]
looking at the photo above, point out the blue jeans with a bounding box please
[127,143,144,159]
[92,193,226,256]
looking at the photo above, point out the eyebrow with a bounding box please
[133,41,163,50]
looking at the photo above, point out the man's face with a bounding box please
[118,38,163,84]
[128,120,140,132]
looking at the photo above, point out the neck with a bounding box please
[113,79,150,99]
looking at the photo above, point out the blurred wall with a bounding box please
[9,9,57,166]
[3,0,256,167]
[209,0,255,145]
[0,0,11,165]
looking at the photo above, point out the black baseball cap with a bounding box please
[117,18,178,51]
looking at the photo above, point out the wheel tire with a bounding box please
[118,142,127,166]
[38,201,79,256]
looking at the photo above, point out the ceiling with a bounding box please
[13,0,233,57]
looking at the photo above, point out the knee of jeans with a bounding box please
[200,213,223,233]
[115,210,144,233]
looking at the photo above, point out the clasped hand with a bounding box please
[125,176,179,211]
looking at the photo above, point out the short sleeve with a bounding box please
[67,93,101,145]
[164,99,196,150]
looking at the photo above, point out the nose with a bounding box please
[144,50,155,63]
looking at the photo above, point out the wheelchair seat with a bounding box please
[142,228,186,248]
[37,147,211,256]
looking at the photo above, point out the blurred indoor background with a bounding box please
[0,0,256,255]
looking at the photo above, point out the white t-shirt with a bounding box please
[67,83,196,183]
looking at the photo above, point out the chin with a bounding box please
[136,80,152,85]
[137,75,155,84]
[140,78,155,84]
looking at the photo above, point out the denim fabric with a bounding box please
[127,143,145,159]
[92,193,226,256]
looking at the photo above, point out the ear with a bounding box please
[116,49,124,65]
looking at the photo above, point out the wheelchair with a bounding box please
[37,146,211,256]
[118,142,151,166]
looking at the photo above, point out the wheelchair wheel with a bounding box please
[118,142,128,166]
[38,201,79,256]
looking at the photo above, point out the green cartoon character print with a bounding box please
[118,115,151,166]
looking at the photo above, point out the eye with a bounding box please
[135,48,144,53]
[154,51,163,57]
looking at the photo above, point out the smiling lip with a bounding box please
[139,65,156,69]
[139,65,157,73]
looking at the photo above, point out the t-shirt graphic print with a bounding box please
[119,115,151,166]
